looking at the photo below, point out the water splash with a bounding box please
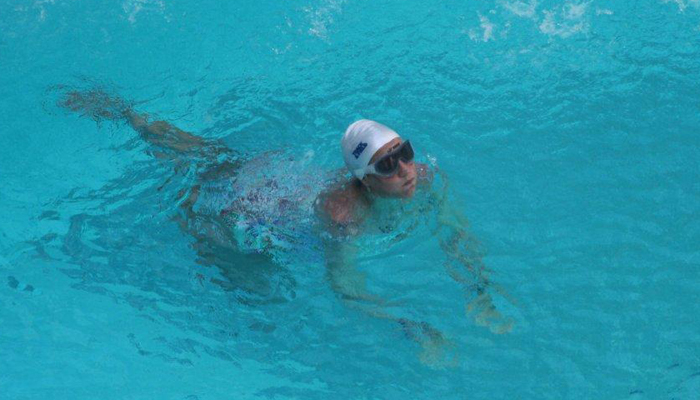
[469,13,496,42]
[539,1,590,38]
[305,0,346,40]
[501,0,539,19]
[122,0,167,24]
[663,0,700,12]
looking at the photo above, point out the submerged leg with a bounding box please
[58,88,233,164]
[59,87,278,297]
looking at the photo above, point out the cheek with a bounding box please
[384,176,404,187]
[373,177,400,192]
[391,179,408,193]
[407,184,417,196]
[404,163,417,177]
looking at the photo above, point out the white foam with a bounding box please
[501,0,538,18]
[271,43,293,55]
[122,0,166,24]
[501,20,512,38]
[563,2,587,19]
[480,14,495,41]
[596,8,614,15]
[306,0,346,40]
[663,0,700,12]
[469,13,496,42]
[538,1,589,38]
[33,0,55,22]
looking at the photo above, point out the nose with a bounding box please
[397,159,411,177]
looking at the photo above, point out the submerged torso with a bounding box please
[193,151,339,259]
[193,152,441,261]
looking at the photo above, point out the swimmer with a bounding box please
[59,88,514,365]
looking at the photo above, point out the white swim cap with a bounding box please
[341,119,399,179]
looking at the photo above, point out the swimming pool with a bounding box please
[2,0,699,398]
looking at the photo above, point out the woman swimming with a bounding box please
[59,88,513,365]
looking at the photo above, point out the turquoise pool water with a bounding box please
[2,0,699,398]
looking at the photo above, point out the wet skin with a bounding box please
[322,137,421,226]
[362,137,417,198]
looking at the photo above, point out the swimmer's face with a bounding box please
[363,138,417,198]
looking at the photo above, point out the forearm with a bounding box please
[325,241,387,305]
[434,171,514,333]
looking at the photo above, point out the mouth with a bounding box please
[403,178,416,188]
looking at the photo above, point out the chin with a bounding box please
[401,186,416,198]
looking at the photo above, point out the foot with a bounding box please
[59,89,130,123]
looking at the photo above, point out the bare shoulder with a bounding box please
[320,180,366,225]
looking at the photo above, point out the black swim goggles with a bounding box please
[362,140,415,177]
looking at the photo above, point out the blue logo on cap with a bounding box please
[352,142,367,159]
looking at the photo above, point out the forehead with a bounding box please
[369,137,403,163]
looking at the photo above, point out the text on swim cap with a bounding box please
[352,142,367,159]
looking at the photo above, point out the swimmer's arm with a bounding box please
[325,238,453,361]
[324,241,388,305]
[319,187,378,302]
[433,169,514,334]
[433,167,488,284]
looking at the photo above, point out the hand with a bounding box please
[398,318,459,367]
